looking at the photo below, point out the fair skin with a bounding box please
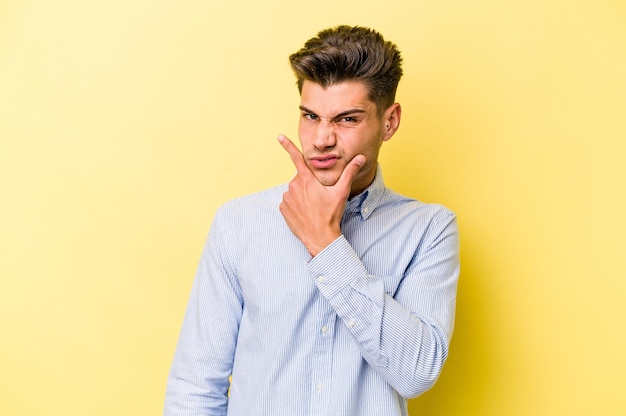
[278,80,401,257]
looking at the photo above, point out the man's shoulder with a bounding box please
[204,184,288,238]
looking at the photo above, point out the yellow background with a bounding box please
[1,0,625,414]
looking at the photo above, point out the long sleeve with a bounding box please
[164,207,243,415]
[307,207,460,398]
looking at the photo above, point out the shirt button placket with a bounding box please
[309,311,334,415]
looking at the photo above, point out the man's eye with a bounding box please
[340,117,357,123]
[303,113,318,120]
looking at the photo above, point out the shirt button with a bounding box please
[316,383,324,392]
[321,325,328,334]
[318,275,326,283]
[363,207,369,214]
[348,319,356,327]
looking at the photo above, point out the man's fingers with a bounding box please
[278,134,311,175]
[337,154,366,190]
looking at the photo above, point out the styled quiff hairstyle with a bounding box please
[289,25,403,114]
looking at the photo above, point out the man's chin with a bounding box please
[312,171,341,187]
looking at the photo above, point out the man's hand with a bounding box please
[278,134,365,257]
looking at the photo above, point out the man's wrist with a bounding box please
[308,229,342,257]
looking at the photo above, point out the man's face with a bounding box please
[298,80,397,197]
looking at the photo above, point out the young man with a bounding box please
[164,25,459,416]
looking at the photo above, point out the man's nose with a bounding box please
[313,120,337,150]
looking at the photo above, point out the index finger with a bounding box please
[277,134,312,176]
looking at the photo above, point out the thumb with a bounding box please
[337,155,366,189]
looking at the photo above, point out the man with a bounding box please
[164,25,459,416]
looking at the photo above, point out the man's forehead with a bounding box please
[300,80,375,114]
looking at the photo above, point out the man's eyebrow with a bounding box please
[299,105,367,120]
[299,105,316,114]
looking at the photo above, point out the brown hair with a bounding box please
[289,25,403,114]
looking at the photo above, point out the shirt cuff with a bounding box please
[306,236,368,299]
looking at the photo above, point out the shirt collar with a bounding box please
[344,164,386,220]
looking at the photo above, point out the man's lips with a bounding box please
[309,155,339,169]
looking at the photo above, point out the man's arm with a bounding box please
[278,134,459,397]
[164,207,242,415]
[307,212,459,398]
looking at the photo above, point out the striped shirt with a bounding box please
[164,168,460,416]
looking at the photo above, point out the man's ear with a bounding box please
[382,103,402,141]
